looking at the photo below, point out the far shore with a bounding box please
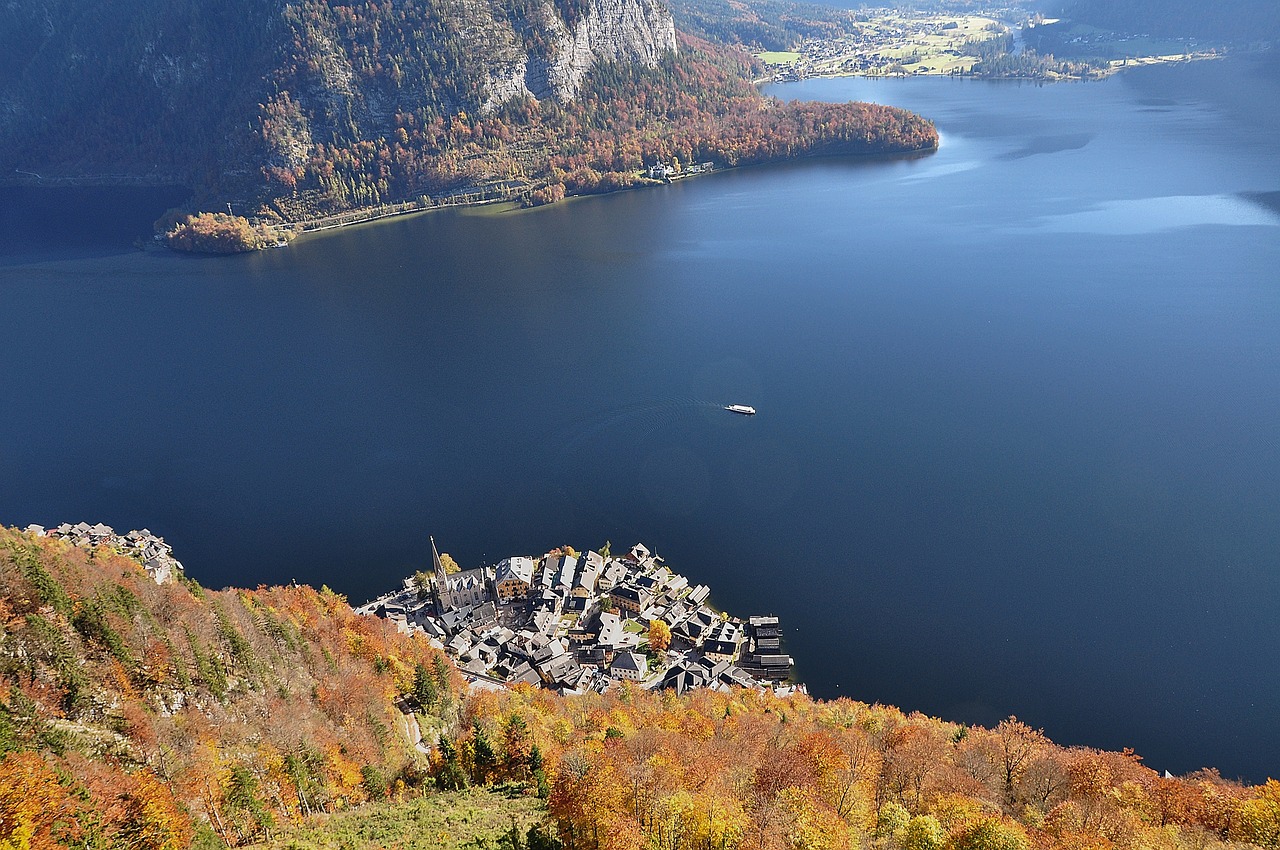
[756,48,1226,86]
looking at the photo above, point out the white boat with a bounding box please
[725,404,756,415]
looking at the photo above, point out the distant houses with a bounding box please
[646,161,715,182]
[33,522,184,585]
[356,539,798,697]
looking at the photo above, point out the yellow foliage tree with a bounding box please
[1240,779,1280,848]
[648,619,672,653]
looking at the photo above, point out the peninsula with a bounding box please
[356,540,799,696]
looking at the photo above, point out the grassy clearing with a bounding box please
[757,51,801,65]
[250,787,547,850]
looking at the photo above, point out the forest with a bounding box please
[960,34,1109,79]
[0,526,462,849]
[660,0,857,53]
[3,525,1280,850]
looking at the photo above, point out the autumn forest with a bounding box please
[2,527,1279,850]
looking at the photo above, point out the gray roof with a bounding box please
[495,556,535,586]
[611,651,646,675]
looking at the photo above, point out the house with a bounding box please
[468,602,499,632]
[672,607,718,647]
[488,555,529,601]
[510,664,543,687]
[703,621,742,663]
[594,611,628,651]
[599,558,630,590]
[573,556,603,600]
[493,556,535,601]
[537,653,581,689]
[610,651,647,681]
[747,616,782,653]
[544,554,578,594]
[609,583,652,613]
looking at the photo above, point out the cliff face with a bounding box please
[0,0,676,184]
[271,0,676,166]
[530,0,678,101]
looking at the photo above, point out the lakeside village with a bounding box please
[23,522,184,585]
[356,540,800,697]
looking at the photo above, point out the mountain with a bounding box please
[0,0,936,233]
[0,0,673,187]
[4,523,1280,850]
[1055,0,1280,41]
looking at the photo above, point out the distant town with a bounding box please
[356,540,800,697]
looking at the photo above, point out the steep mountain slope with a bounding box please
[0,0,672,182]
[0,526,458,848]
[4,523,1280,850]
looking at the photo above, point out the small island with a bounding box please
[356,539,799,696]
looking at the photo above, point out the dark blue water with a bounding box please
[3,59,1279,781]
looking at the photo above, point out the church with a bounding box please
[431,536,492,613]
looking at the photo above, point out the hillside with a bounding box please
[0,525,459,848]
[4,524,1280,850]
[0,0,936,235]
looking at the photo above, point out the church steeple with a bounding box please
[431,535,451,612]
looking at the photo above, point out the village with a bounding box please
[355,540,800,697]
[757,9,1024,80]
[24,521,185,585]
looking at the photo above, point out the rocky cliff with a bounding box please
[526,0,678,102]
[0,0,676,185]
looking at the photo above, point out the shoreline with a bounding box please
[243,144,939,248]
[5,142,939,253]
[282,143,942,241]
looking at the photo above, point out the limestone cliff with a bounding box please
[524,0,678,102]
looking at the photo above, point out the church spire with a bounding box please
[431,535,445,579]
[431,535,451,612]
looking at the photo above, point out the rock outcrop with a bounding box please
[526,0,678,102]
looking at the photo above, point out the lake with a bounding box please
[2,57,1279,781]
